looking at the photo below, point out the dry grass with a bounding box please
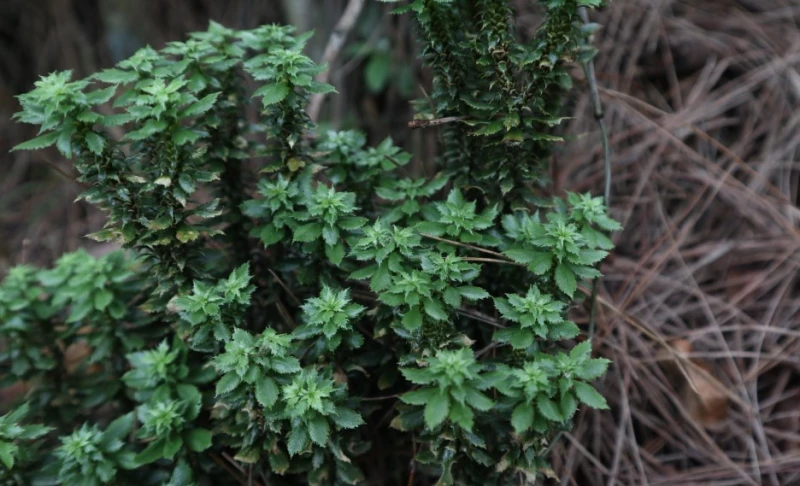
[2,0,800,484]
[551,1,800,484]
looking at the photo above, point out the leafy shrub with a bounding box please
[2,1,617,484]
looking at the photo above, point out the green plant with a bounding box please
[2,2,617,484]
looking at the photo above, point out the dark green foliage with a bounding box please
[2,2,616,485]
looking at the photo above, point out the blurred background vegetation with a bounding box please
[3,1,800,484]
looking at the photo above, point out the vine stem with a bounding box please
[307,0,365,122]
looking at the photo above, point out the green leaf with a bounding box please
[424,391,450,429]
[332,408,364,429]
[176,226,200,243]
[400,387,436,405]
[183,92,219,117]
[93,289,114,311]
[423,298,448,321]
[464,388,494,411]
[287,425,308,456]
[511,402,534,433]
[574,382,609,409]
[135,440,165,465]
[554,262,577,297]
[458,286,489,300]
[95,68,138,84]
[536,395,562,422]
[255,376,279,409]
[12,131,60,151]
[473,120,504,136]
[101,412,135,445]
[402,307,423,331]
[325,242,346,266]
[253,83,289,106]
[578,358,611,381]
[448,401,474,431]
[85,85,117,105]
[84,132,106,155]
[215,372,242,396]
[172,127,202,146]
[185,428,212,452]
[258,224,284,246]
[293,223,322,242]
[307,415,330,446]
[307,81,337,94]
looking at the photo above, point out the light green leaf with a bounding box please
[94,68,138,84]
[574,382,609,409]
[253,83,289,106]
[0,442,19,470]
[536,395,562,422]
[554,262,577,297]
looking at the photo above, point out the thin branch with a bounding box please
[419,233,510,260]
[307,0,365,122]
[579,6,613,339]
[408,116,465,129]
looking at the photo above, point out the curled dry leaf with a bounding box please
[661,339,729,427]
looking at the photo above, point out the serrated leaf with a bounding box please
[255,376,279,409]
[537,395,562,422]
[332,408,364,429]
[172,127,202,146]
[458,286,489,300]
[12,131,60,151]
[307,415,330,446]
[293,223,322,242]
[325,242,346,266]
[0,442,19,470]
[176,226,200,243]
[472,120,504,136]
[554,262,577,297]
[578,358,611,381]
[183,92,219,117]
[85,85,117,105]
[287,425,308,456]
[574,382,609,409]
[253,83,289,106]
[84,132,106,155]
[215,372,241,396]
